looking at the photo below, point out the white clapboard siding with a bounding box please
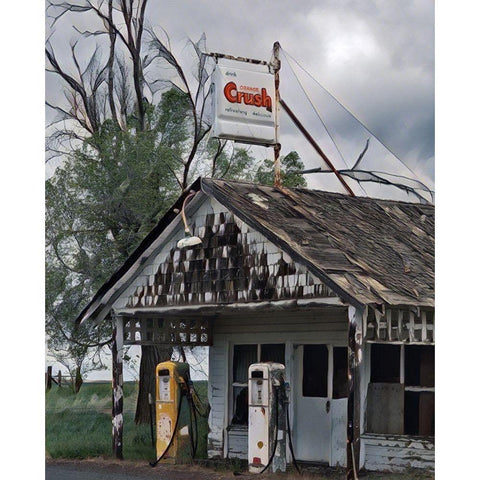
[208,339,228,458]
[362,434,434,472]
[215,308,347,339]
[208,307,349,460]
[227,428,248,459]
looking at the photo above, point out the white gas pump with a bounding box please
[248,362,286,473]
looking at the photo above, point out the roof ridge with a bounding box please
[203,177,434,209]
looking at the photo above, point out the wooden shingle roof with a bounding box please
[202,178,434,307]
[76,177,434,324]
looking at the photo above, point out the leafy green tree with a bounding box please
[254,150,307,188]
[46,1,306,410]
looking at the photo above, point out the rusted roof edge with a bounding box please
[201,178,365,310]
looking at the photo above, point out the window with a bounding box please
[303,345,328,397]
[404,345,434,436]
[333,347,348,399]
[367,343,434,437]
[302,345,348,399]
[230,343,285,425]
[370,344,401,383]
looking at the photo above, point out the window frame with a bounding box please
[367,342,435,437]
[229,343,285,427]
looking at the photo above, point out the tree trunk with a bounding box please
[74,367,83,393]
[135,345,172,424]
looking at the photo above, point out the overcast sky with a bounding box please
[46,0,434,200]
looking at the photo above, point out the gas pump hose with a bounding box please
[260,386,280,474]
[150,390,185,467]
[286,402,301,474]
[185,380,198,459]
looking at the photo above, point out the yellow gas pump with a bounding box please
[152,361,191,464]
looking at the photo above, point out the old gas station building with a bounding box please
[77,177,434,474]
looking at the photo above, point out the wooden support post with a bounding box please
[347,306,363,480]
[57,370,62,387]
[112,315,124,460]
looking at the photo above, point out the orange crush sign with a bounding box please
[223,82,272,112]
[211,58,276,145]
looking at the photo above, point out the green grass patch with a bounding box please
[46,381,209,461]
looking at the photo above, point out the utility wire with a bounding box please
[281,51,348,170]
[282,48,427,187]
[281,49,368,196]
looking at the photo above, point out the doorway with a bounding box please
[293,344,348,466]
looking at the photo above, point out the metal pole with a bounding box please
[272,41,282,187]
[280,99,356,197]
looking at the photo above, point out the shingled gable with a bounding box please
[76,177,434,325]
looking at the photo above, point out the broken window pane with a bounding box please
[231,344,257,426]
[260,343,285,364]
[370,344,400,383]
[231,385,248,425]
[405,345,434,387]
[303,344,328,397]
[233,344,257,383]
[404,391,434,436]
[333,347,348,399]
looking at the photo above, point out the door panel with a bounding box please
[330,398,347,466]
[293,345,331,463]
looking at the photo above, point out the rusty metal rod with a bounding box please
[204,51,269,66]
[279,99,355,197]
[273,41,282,187]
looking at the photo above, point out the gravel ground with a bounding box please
[45,458,434,480]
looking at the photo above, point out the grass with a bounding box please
[45,381,209,461]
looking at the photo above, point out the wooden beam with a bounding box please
[347,306,363,479]
[279,99,356,197]
[112,316,124,460]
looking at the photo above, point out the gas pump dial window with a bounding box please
[158,369,171,402]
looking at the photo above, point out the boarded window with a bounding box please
[367,343,435,437]
[303,345,328,397]
[370,344,400,383]
[333,347,348,399]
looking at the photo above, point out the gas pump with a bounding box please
[248,362,286,474]
[150,361,191,465]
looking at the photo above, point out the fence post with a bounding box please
[57,370,62,387]
[46,366,52,390]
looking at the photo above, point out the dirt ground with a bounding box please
[45,458,434,480]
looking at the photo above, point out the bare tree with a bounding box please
[46,0,218,421]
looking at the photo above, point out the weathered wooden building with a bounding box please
[77,177,434,474]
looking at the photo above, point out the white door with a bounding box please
[293,344,331,463]
[292,344,348,466]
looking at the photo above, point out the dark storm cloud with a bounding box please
[46,0,434,194]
